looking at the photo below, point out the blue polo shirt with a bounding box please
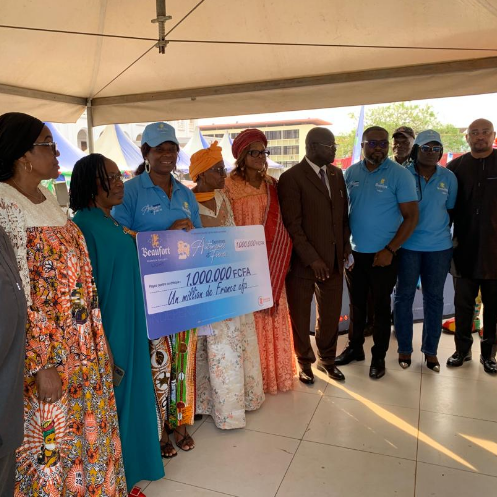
[403,164,457,251]
[112,172,202,232]
[344,158,417,253]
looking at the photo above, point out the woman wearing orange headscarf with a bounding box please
[190,143,264,429]
[224,130,296,394]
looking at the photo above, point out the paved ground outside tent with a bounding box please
[135,323,497,497]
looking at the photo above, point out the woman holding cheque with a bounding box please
[190,142,265,429]
[70,154,164,493]
[224,129,295,394]
[113,123,202,457]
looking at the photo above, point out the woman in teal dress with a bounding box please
[70,154,164,495]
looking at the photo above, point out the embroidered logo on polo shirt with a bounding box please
[375,178,388,192]
[182,201,191,216]
[437,182,448,194]
[142,204,163,215]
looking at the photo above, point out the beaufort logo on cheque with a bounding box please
[178,241,190,260]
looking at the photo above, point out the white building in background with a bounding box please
[53,111,198,151]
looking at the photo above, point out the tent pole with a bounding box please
[87,99,95,153]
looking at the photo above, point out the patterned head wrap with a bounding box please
[231,129,268,159]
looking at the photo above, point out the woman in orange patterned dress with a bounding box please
[224,129,296,394]
[0,112,127,496]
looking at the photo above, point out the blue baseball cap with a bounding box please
[414,130,443,147]
[141,122,179,147]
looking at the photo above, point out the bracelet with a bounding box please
[385,245,396,255]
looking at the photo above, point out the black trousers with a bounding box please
[454,277,497,359]
[286,268,343,368]
[346,251,398,360]
[0,451,15,497]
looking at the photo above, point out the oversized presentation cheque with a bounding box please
[136,225,274,339]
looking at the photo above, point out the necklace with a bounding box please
[11,178,44,202]
[101,210,136,238]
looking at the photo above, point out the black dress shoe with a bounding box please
[369,360,386,379]
[335,346,365,366]
[298,368,315,384]
[480,356,497,374]
[446,350,472,367]
[317,363,345,381]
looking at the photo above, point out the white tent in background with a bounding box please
[94,125,143,171]
[219,131,235,170]
[183,127,210,156]
[176,148,191,174]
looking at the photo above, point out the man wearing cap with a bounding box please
[394,130,457,372]
[446,118,497,374]
[335,126,418,379]
[278,127,350,383]
[392,126,415,165]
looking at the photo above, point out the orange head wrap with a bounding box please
[189,141,223,183]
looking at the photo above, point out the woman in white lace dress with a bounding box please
[190,142,264,429]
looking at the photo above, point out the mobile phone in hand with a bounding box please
[113,365,125,387]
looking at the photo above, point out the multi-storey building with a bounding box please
[200,118,332,169]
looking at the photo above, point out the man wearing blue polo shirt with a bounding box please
[336,126,418,379]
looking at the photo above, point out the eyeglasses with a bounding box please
[32,141,58,156]
[315,142,339,150]
[362,140,389,149]
[97,172,124,184]
[419,145,443,153]
[247,150,270,158]
[107,172,124,183]
[469,129,494,136]
[211,166,227,175]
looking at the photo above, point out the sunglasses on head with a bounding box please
[419,145,443,153]
[32,141,58,156]
[362,140,389,149]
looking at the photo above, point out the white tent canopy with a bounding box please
[183,127,210,156]
[94,124,143,170]
[219,131,235,169]
[1,0,497,128]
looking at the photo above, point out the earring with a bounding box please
[144,159,151,173]
[24,162,33,173]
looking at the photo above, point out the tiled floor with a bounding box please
[136,324,497,496]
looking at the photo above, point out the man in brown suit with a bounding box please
[278,127,350,383]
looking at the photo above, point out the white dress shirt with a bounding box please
[305,156,331,196]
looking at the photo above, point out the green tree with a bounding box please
[336,103,468,158]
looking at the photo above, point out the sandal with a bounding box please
[174,428,195,451]
[160,438,177,458]
[129,486,146,496]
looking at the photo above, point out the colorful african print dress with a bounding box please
[196,191,265,429]
[74,207,164,491]
[225,177,296,394]
[0,184,127,497]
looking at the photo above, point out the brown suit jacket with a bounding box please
[278,158,351,280]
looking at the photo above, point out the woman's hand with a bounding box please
[169,218,194,231]
[36,367,62,404]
